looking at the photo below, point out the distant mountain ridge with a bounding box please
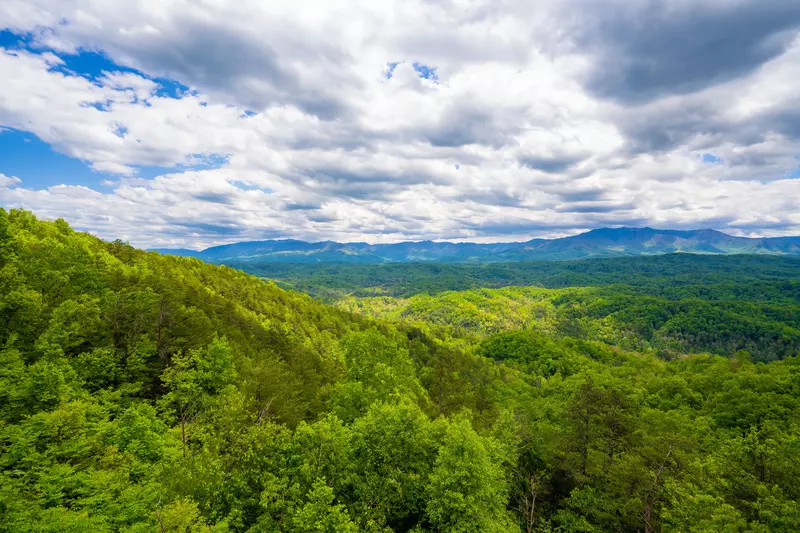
[151,227,800,263]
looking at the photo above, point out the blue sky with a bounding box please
[0,129,110,189]
[0,28,206,188]
[0,1,799,248]
[0,30,118,188]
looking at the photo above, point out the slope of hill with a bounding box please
[153,227,800,263]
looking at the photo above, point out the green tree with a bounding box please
[425,414,514,533]
[288,480,358,533]
[159,338,236,454]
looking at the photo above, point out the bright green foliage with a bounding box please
[157,497,227,532]
[426,415,514,532]
[1,208,800,532]
[340,284,800,362]
[287,480,358,533]
[115,402,168,462]
[348,401,438,529]
[331,329,428,421]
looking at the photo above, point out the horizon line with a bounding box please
[148,226,798,253]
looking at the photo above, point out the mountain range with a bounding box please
[151,227,800,264]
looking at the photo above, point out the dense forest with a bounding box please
[338,285,800,363]
[1,208,799,532]
[235,255,800,300]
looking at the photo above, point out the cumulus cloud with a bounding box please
[0,174,21,187]
[0,0,798,248]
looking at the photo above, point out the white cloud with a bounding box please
[0,0,798,247]
[0,173,21,187]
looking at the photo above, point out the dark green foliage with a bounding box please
[2,208,800,532]
[235,254,800,299]
[477,330,582,377]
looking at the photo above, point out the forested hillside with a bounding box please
[340,285,800,362]
[1,208,799,532]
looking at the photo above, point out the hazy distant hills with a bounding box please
[151,227,800,263]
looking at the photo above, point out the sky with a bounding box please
[0,0,799,249]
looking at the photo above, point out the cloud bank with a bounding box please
[0,0,798,248]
